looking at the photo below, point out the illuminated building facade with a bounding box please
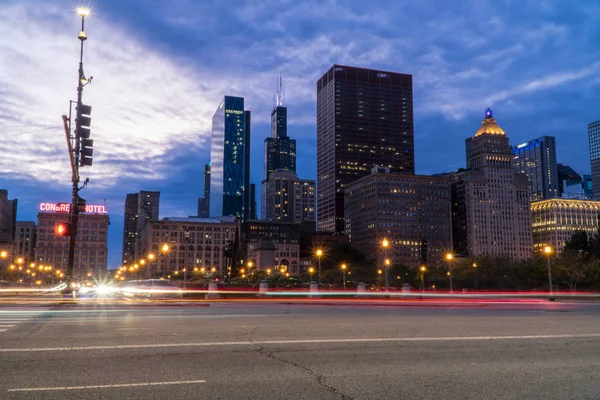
[263,170,316,223]
[531,198,600,253]
[317,65,414,233]
[451,109,533,260]
[588,120,600,199]
[35,203,109,279]
[138,216,238,278]
[241,220,301,274]
[512,136,558,201]
[344,167,451,268]
[210,96,251,219]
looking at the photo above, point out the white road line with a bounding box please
[2,333,600,352]
[8,380,207,392]
[0,329,7,332]
[0,325,17,328]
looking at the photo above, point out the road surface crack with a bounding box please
[253,344,354,400]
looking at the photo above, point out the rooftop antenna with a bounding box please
[275,73,285,107]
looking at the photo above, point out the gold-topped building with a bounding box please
[451,108,533,260]
[531,198,600,253]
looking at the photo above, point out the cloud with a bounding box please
[0,1,214,188]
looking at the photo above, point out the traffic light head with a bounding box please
[55,223,71,237]
[76,104,92,139]
[80,138,94,167]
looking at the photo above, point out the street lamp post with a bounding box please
[544,246,554,301]
[316,249,323,286]
[382,239,390,292]
[446,253,454,293]
[0,250,7,281]
[341,264,347,289]
[65,7,92,297]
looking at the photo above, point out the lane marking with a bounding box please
[0,325,17,328]
[0,329,7,332]
[2,333,600,353]
[8,380,206,392]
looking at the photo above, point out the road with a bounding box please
[1,300,600,399]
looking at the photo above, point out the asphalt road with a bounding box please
[1,300,600,399]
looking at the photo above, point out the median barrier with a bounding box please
[205,280,221,299]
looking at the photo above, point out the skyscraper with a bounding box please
[197,164,211,218]
[210,96,251,219]
[451,108,532,260]
[122,193,138,264]
[264,76,296,179]
[588,120,600,199]
[316,65,414,233]
[512,136,558,201]
[263,170,316,223]
[121,191,160,264]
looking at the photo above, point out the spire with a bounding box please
[475,107,505,137]
[275,73,285,107]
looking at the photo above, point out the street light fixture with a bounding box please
[381,239,390,292]
[340,264,347,289]
[446,253,454,293]
[315,248,323,286]
[544,246,554,301]
[161,244,170,253]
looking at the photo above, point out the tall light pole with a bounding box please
[316,249,323,286]
[382,239,390,292]
[341,263,347,289]
[64,6,92,297]
[446,253,454,293]
[544,246,554,301]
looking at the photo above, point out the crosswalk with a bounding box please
[0,309,48,333]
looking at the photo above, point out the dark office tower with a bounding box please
[589,120,600,199]
[264,76,296,180]
[210,96,250,219]
[122,193,138,264]
[557,163,582,196]
[197,164,211,218]
[122,191,160,264]
[512,136,558,201]
[316,65,415,233]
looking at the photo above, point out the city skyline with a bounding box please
[2,1,600,269]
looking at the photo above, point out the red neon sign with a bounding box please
[39,203,107,214]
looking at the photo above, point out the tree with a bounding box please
[564,230,590,253]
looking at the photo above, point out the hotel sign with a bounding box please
[39,202,107,214]
[225,109,243,115]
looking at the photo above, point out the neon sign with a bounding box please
[225,109,243,115]
[39,203,107,214]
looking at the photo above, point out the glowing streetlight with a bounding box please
[315,248,323,286]
[148,253,155,260]
[76,6,91,17]
[140,259,146,265]
[161,244,169,253]
[446,253,454,293]
[340,263,347,289]
[544,246,554,301]
[17,257,23,264]
[381,239,390,292]
[0,251,7,258]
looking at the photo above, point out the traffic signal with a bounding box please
[76,104,92,139]
[80,138,94,166]
[55,223,72,237]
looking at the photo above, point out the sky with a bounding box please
[1,0,600,269]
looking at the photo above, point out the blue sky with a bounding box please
[1,0,600,269]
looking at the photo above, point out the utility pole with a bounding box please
[63,7,93,297]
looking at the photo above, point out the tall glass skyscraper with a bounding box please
[512,136,558,201]
[210,96,251,219]
[588,120,600,199]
